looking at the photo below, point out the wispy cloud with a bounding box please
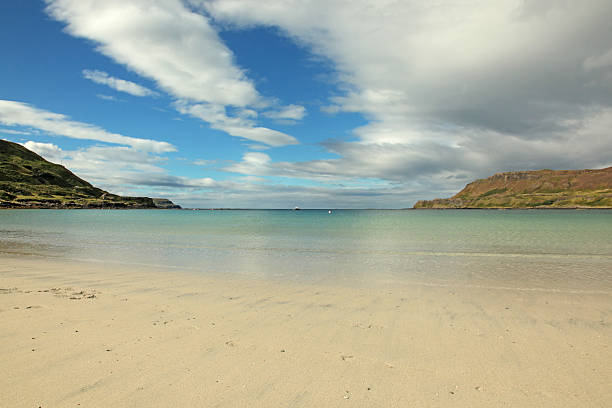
[46,0,298,146]
[193,159,214,166]
[0,100,175,153]
[176,101,297,146]
[0,127,31,135]
[263,104,306,122]
[83,69,158,97]
[96,94,121,102]
[45,0,258,106]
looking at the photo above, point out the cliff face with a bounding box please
[414,167,612,209]
[0,139,180,209]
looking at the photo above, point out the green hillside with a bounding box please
[0,139,179,209]
[414,167,612,209]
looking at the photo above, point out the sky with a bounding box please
[1,0,611,208]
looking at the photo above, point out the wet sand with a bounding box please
[1,256,611,407]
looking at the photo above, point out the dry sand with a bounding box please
[1,255,611,407]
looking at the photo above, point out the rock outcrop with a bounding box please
[152,198,181,209]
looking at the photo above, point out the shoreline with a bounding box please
[1,256,611,407]
[410,206,612,210]
[1,207,612,210]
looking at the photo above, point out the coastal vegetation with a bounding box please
[414,168,612,209]
[0,139,179,209]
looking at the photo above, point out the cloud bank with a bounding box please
[204,0,612,188]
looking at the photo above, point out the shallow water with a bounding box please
[1,209,611,290]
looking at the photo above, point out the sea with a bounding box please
[1,209,611,291]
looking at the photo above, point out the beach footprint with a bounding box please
[0,287,21,295]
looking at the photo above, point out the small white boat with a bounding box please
[293,206,301,211]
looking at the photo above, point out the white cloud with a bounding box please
[23,141,64,162]
[176,101,297,146]
[0,127,31,135]
[263,104,306,121]
[19,138,219,200]
[83,69,158,97]
[46,0,256,106]
[21,141,176,192]
[46,0,298,146]
[65,145,167,175]
[0,100,175,153]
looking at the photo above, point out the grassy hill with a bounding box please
[0,139,179,209]
[414,167,612,209]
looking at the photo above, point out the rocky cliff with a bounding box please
[151,198,182,209]
[414,167,612,209]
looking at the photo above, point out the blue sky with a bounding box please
[1,1,611,208]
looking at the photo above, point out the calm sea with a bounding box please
[1,209,611,291]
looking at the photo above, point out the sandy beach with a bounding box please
[1,255,611,407]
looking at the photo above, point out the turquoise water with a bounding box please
[1,209,611,290]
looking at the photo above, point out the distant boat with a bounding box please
[328,210,332,214]
[293,206,301,211]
